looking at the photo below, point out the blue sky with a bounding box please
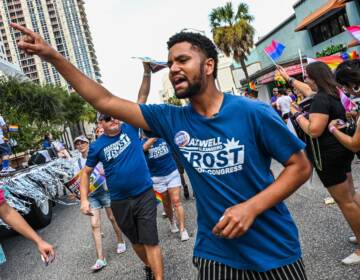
[85,0,298,103]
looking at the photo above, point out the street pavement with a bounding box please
[1,161,360,279]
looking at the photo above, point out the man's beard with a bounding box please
[174,64,204,99]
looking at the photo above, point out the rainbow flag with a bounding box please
[307,55,344,70]
[8,125,18,132]
[155,191,163,205]
[346,26,360,43]
[264,40,285,60]
[248,81,257,91]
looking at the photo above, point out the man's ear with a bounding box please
[204,58,215,77]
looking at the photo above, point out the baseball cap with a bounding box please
[73,135,89,144]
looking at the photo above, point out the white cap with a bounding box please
[73,135,89,144]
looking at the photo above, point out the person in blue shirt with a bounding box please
[143,137,189,241]
[13,24,312,280]
[79,63,164,280]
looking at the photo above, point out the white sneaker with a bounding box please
[349,236,358,244]
[0,167,15,173]
[91,258,107,271]
[341,252,360,265]
[116,242,126,254]
[180,229,190,242]
[170,221,179,233]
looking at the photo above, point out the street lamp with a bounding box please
[180,28,206,35]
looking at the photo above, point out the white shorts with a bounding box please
[152,170,181,193]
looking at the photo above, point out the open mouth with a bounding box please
[173,76,188,90]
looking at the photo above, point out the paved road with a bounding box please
[1,161,360,279]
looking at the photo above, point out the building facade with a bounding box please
[0,0,101,88]
[250,0,360,100]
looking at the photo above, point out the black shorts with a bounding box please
[314,152,354,188]
[111,188,158,245]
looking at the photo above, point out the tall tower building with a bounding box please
[0,0,101,88]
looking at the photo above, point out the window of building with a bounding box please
[310,8,350,45]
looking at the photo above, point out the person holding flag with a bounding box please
[74,135,126,272]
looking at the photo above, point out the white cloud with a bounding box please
[84,0,298,104]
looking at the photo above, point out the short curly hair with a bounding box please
[167,32,218,79]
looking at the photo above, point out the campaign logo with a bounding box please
[174,131,190,147]
[103,133,131,161]
[149,142,170,159]
[179,137,245,176]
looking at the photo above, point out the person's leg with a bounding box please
[104,207,124,244]
[161,190,173,224]
[168,186,185,232]
[90,209,104,260]
[328,179,360,252]
[143,244,163,280]
[346,172,360,207]
[134,189,163,279]
[132,243,149,265]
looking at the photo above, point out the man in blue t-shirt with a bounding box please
[142,137,189,241]
[79,63,164,280]
[14,24,312,279]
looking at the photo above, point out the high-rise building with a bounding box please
[0,0,101,88]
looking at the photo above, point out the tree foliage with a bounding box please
[0,76,96,152]
[210,2,255,81]
[167,96,183,106]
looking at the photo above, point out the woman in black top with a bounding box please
[290,62,360,265]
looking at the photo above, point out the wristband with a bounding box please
[288,77,295,86]
[329,126,336,134]
[143,72,151,77]
[295,114,304,122]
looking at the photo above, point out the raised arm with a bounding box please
[277,66,314,97]
[10,23,150,131]
[137,62,151,104]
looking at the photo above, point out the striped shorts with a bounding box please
[193,257,307,280]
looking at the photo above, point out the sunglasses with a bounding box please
[99,115,114,122]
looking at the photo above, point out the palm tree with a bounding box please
[210,2,255,82]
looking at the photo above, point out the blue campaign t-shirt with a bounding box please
[86,124,153,201]
[143,138,177,177]
[140,94,306,272]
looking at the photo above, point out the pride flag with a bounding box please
[264,40,285,61]
[155,191,163,205]
[339,89,357,112]
[8,125,18,132]
[307,55,344,70]
[346,26,360,43]
[248,81,257,91]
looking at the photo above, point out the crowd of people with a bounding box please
[0,21,359,280]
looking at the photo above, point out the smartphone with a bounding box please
[336,119,346,126]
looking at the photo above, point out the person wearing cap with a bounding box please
[74,135,126,272]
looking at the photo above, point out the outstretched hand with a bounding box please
[10,23,58,61]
